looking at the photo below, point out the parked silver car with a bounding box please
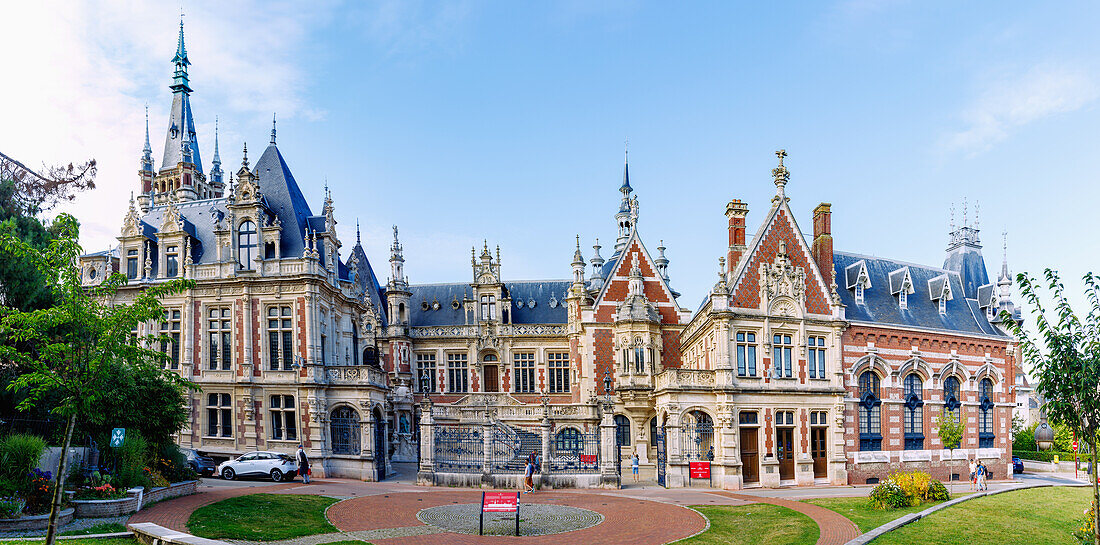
[217,451,298,481]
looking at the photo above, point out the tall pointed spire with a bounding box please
[171,16,191,93]
[141,105,153,172]
[356,220,362,246]
[614,142,635,253]
[210,116,223,187]
[270,113,277,145]
[160,15,201,173]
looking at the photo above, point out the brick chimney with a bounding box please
[725,199,749,275]
[811,203,834,287]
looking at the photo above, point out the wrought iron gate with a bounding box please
[374,410,387,481]
[655,426,667,487]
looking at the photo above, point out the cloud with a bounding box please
[0,0,334,253]
[944,63,1099,154]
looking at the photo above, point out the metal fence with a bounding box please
[548,429,600,474]
[434,425,483,473]
[489,423,542,473]
[330,416,361,455]
[681,422,714,461]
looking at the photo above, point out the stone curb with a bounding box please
[843,483,1091,545]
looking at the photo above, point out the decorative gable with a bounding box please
[729,208,830,315]
[593,234,679,324]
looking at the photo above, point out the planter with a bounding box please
[141,480,197,507]
[0,507,75,531]
[71,493,140,518]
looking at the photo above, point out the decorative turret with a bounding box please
[138,106,153,212]
[588,238,605,290]
[387,225,411,327]
[655,240,669,281]
[571,235,586,288]
[171,18,191,94]
[614,147,634,253]
[943,198,990,299]
[389,225,405,289]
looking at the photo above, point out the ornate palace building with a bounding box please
[79,23,1018,488]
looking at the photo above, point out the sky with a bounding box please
[2,0,1099,357]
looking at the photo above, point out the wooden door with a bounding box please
[483,365,499,392]
[740,428,759,483]
[777,427,795,480]
[811,427,827,478]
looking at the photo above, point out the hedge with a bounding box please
[1015,450,1095,463]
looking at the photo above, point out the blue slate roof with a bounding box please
[943,244,990,299]
[408,281,570,327]
[834,251,1005,337]
[252,143,314,259]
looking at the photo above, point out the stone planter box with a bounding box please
[0,508,75,531]
[70,480,197,518]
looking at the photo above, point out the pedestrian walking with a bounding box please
[968,459,976,491]
[297,445,311,484]
[523,457,535,494]
[977,461,987,491]
[631,452,640,482]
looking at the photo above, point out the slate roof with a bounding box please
[252,143,314,260]
[408,280,570,327]
[834,251,1005,337]
[943,244,990,299]
[160,92,202,173]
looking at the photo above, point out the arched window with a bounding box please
[943,376,961,422]
[858,371,882,451]
[330,406,360,455]
[238,220,257,269]
[903,374,924,450]
[979,378,995,448]
[554,428,581,453]
[633,340,645,374]
[614,415,631,446]
[682,410,714,461]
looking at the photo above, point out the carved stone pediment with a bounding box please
[160,202,184,234]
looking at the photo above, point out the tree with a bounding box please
[937,407,965,494]
[1008,269,1100,545]
[0,214,192,545]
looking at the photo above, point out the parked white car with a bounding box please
[217,451,299,481]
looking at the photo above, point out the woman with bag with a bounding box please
[297,445,311,483]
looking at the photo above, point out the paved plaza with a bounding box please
[125,464,1086,545]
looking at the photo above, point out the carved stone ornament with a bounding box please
[160,202,184,233]
[122,205,142,237]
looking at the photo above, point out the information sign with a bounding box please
[689,461,711,480]
[110,428,126,448]
[480,491,520,536]
[579,454,597,465]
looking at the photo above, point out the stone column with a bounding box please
[481,416,493,486]
[600,403,620,488]
[540,415,551,487]
[718,410,742,490]
[417,400,435,485]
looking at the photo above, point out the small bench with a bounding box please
[127,523,230,545]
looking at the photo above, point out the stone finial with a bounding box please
[772,149,790,199]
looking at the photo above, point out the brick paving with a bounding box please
[705,491,861,545]
[127,478,864,545]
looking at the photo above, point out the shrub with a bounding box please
[103,431,149,490]
[869,471,949,510]
[0,496,26,519]
[927,479,950,501]
[24,469,54,515]
[155,442,195,483]
[0,434,47,493]
[143,467,169,488]
[870,479,909,509]
[1013,422,1037,452]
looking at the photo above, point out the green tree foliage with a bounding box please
[1008,269,1100,545]
[0,213,192,545]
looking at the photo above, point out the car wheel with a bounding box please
[189,462,200,473]
[270,469,284,482]
[222,467,236,480]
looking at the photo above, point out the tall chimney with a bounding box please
[725,199,749,276]
[812,203,834,287]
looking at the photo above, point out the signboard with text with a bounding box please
[689,461,711,480]
[579,454,597,465]
[480,491,520,536]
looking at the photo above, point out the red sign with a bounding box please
[482,492,518,513]
[689,461,711,479]
[579,454,597,465]
[1073,441,1079,452]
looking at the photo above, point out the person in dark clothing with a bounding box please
[296,445,311,483]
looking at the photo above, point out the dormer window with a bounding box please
[898,290,907,310]
[845,260,871,304]
[480,294,496,321]
[929,274,952,315]
[238,220,257,270]
[889,267,914,311]
[166,245,179,278]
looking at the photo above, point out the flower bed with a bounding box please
[0,507,74,531]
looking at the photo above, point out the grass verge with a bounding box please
[0,539,134,545]
[187,493,339,541]
[675,503,818,545]
[806,493,970,532]
[872,486,1091,545]
[61,522,128,536]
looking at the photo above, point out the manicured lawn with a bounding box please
[807,493,970,532]
[873,486,1091,545]
[187,493,340,541]
[675,504,818,545]
[61,522,129,535]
